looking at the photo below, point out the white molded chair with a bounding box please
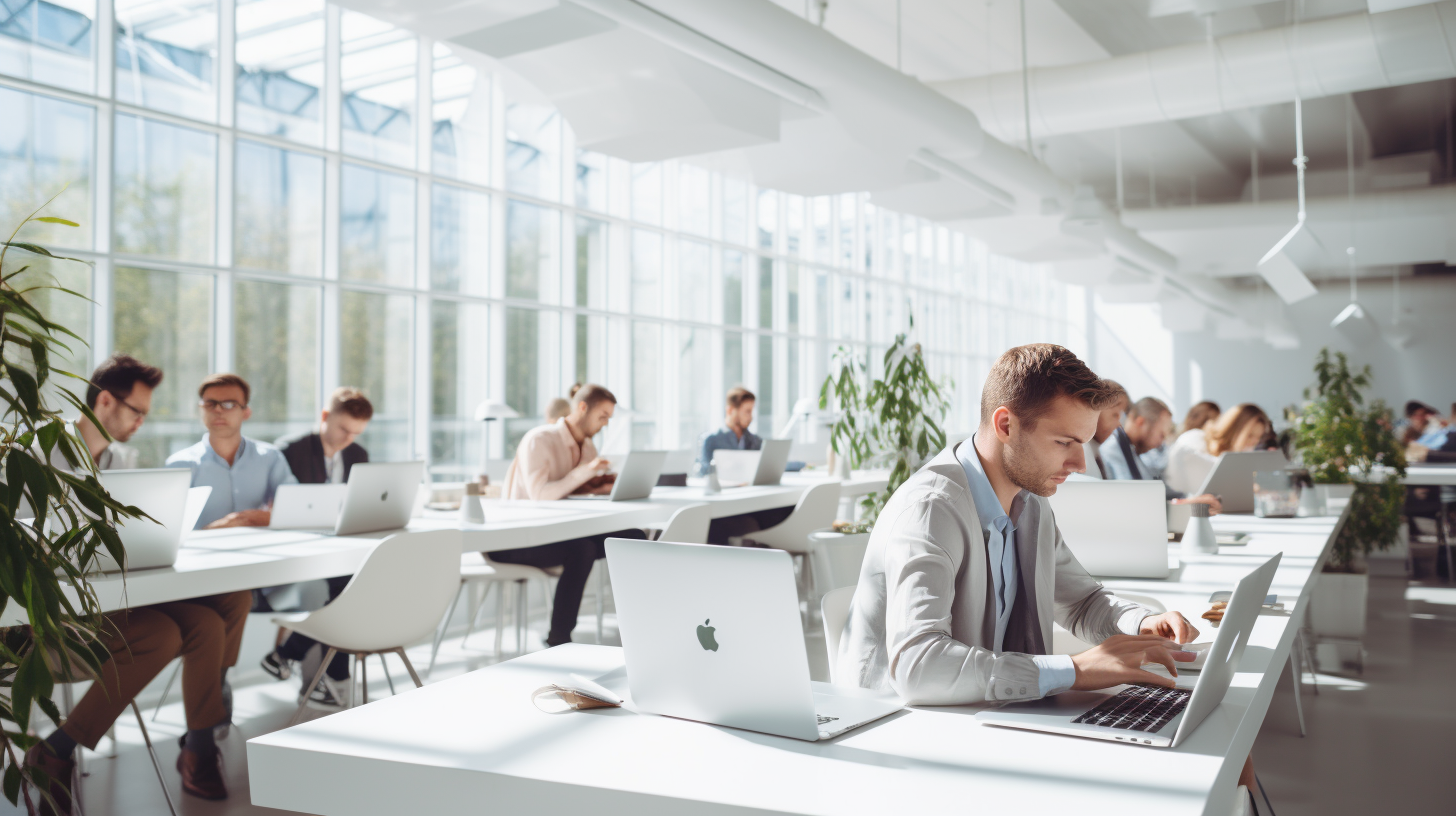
[427,554,556,676]
[820,585,856,685]
[732,482,842,604]
[657,503,713,543]
[278,530,462,726]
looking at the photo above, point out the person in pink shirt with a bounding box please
[492,384,646,646]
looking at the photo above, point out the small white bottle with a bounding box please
[705,464,721,495]
[1181,502,1218,556]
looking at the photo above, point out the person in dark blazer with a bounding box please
[261,388,373,708]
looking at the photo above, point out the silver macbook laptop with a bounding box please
[606,537,903,741]
[1048,481,1170,579]
[1197,451,1290,514]
[94,469,194,572]
[975,552,1281,748]
[711,439,793,488]
[270,483,350,529]
[333,461,424,536]
[566,450,667,502]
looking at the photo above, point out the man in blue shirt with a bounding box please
[167,373,296,528]
[1102,396,1221,512]
[695,387,792,544]
[696,385,762,476]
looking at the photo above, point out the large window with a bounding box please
[0,3,1081,477]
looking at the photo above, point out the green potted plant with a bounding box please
[818,323,952,533]
[2,198,142,814]
[1291,348,1405,653]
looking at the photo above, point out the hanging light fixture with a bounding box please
[1330,96,1380,344]
[1386,270,1418,349]
[1257,6,1319,305]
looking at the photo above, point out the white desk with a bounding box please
[247,513,1343,816]
[1401,464,1456,486]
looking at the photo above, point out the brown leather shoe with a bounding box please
[176,747,228,800]
[25,742,75,816]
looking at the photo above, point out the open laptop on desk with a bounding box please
[606,537,902,741]
[1197,451,1289,514]
[274,461,424,536]
[711,438,793,487]
[975,552,1281,748]
[567,450,667,502]
[93,469,196,572]
[1048,481,1169,578]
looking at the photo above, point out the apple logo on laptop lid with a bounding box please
[696,619,719,651]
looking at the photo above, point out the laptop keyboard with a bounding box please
[1073,685,1191,733]
[816,714,840,725]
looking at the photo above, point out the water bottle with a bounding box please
[460,482,485,524]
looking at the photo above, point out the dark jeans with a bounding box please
[488,528,647,647]
[706,507,795,546]
[277,575,352,681]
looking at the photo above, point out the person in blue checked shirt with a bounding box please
[167,373,296,528]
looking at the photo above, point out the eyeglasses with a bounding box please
[107,390,149,419]
[199,399,247,412]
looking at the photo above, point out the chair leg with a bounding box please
[152,660,181,722]
[360,653,368,706]
[516,580,528,656]
[494,581,506,658]
[462,581,489,649]
[393,648,425,688]
[1286,654,1306,737]
[129,702,178,816]
[379,653,397,696]
[290,647,337,727]
[428,582,466,678]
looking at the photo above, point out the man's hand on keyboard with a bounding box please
[1140,610,1200,644]
[1070,635,1197,691]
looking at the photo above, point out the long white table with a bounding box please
[1402,464,1456,486]
[246,511,1344,816]
[7,474,885,623]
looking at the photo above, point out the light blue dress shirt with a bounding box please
[166,435,297,528]
[957,435,1078,698]
[695,426,762,476]
[1102,427,1185,500]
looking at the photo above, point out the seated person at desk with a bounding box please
[29,356,251,807]
[695,387,793,544]
[493,384,646,646]
[1101,396,1221,512]
[836,344,1256,786]
[1079,380,1126,479]
[261,387,374,705]
[1164,403,1271,497]
[166,373,296,528]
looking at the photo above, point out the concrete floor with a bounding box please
[5,575,1451,816]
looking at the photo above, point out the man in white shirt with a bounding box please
[839,345,1198,704]
[1102,396,1221,511]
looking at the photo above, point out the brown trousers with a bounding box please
[61,591,251,748]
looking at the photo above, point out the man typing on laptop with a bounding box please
[838,344,1257,787]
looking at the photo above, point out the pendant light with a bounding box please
[1257,4,1318,304]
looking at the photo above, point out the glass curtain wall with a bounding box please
[0,2,1081,478]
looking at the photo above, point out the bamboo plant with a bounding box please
[1,196,142,814]
[820,321,952,530]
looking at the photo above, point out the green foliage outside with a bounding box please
[820,322,952,530]
[2,195,144,813]
[1291,348,1406,572]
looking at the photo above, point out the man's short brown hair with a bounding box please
[329,386,374,420]
[979,344,1121,428]
[86,353,163,408]
[726,386,755,409]
[573,384,617,410]
[198,373,251,405]
[1130,396,1171,424]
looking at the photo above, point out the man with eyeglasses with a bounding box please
[28,356,254,809]
[166,373,296,529]
[47,353,160,471]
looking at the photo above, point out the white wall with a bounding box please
[1177,278,1456,423]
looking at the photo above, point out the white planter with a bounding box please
[1310,571,1368,639]
[1314,484,1357,515]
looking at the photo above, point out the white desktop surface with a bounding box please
[247,512,1343,816]
[1400,464,1456,486]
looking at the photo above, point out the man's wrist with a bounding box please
[1032,654,1078,697]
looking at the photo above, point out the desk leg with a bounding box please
[1286,654,1306,737]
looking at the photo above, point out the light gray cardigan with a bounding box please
[836,442,1152,705]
